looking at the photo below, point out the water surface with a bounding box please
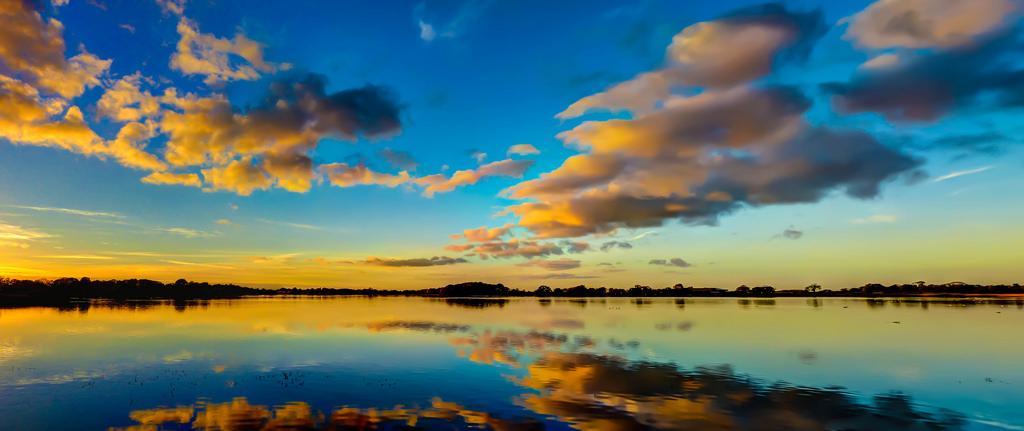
[0,297,1021,430]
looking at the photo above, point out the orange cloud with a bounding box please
[456,224,513,242]
[0,1,110,98]
[141,171,202,187]
[170,18,282,84]
[96,73,164,122]
[419,159,533,197]
[498,7,918,239]
[557,5,822,119]
[321,163,412,188]
[201,157,273,196]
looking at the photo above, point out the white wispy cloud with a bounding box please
[161,260,236,270]
[39,254,116,260]
[158,227,218,238]
[0,222,52,241]
[11,205,125,219]
[257,219,322,230]
[250,253,301,264]
[932,166,992,182]
[629,231,658,241]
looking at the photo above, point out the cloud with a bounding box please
[561,241,591,253]
[497,7,928,240]
[649,258,691,268]
[419,159,533,197]
[443,244,475,252]
[518,258,582,271]
[418,20,436,42]
[262,152,314,193]
[107,122,167,171]
[96,73,163,123]
[170,18,282,84]
[40,254,115,260]
[153,74,404,194]
[201,158,272,196]
[851,214,898,224]
[0,222,52,244]
[321,163,412,188]
[467,238,565,259]
[161,259,235,270]
[455,224,513,242]
[0,1,111,98]
[377,148,419,170]
[932,166,993,182]
[468,149,487,164]
[141,171,202,187]
[11,205,123,219]
[155,0,186,15]
[158,227,216,238]
[557,4,824,119]
[256,219,321,230]
[250,253,300,265]
[599,241,632,252]
[504,154,627,200]
[507,143,540,156]
[162,74,402,167]
[844,0,1019,49]
[780,228,803,239]
[629,231,658,242]
[414,0,491,42]
[364,256,469,267]
[0,76,108,159]
[826,1,1024,123]
[505,102,920,238]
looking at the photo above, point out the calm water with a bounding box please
[0,297,1021,430]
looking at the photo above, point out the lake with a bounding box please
[0,297,1021,430]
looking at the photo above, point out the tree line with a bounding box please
[2,277,1022,305]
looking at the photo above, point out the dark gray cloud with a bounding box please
[261,74,403,139]
[560,241,591,253]
[364,256,468,267]
[717,2,826,62]
[599,241,633,252]
[824,30,1024,123]
[649,258,692,268]
[698,127,923,203]
[781,228,803,240]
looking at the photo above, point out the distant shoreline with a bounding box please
[2,277,1022,307]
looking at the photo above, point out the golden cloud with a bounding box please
[171,18,281,84]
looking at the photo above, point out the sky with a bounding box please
[0,0,1022,290]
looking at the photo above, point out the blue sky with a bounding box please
[0,0,1021,288]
